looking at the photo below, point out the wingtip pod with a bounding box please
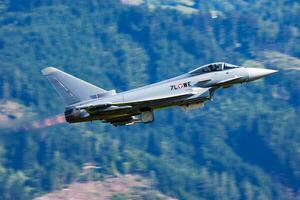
[41,67,59,76]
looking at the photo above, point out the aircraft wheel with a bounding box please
[141,110,154,123]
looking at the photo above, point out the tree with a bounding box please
[146,133,161,156]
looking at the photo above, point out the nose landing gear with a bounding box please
[209,88,217,101]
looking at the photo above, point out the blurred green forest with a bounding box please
[0,0,300,199]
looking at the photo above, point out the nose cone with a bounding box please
[247,68,278,81]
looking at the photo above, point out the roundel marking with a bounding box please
[178,83,183,88]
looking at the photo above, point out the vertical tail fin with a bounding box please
[41,67,106,105]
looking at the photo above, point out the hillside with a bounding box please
[35,174,176,200]
[0,0,300,199]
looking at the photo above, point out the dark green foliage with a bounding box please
[0,0,300,199]
[147,132,161,156]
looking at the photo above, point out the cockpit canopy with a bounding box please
[189,62,240,75]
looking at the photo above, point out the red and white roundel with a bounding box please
[177,83,183,88]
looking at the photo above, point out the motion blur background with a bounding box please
[0,0,300,199]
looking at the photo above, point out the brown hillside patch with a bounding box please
[35,174,177,200]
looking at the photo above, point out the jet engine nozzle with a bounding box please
[247,68,278,81]
[65,108,90,123]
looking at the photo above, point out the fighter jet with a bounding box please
[42,62,277,126]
